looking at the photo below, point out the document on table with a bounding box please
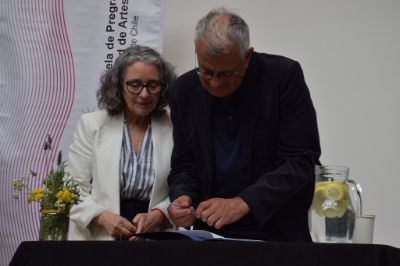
[134,229,264,241]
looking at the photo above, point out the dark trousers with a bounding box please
[120,198,149,222]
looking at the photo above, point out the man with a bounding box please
[167,7,320,241]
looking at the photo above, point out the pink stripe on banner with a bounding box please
[1,0,23,262]
[1,0,76,264]
[58,0,76,138]
[10,0,34,250]
[24,0,42,243]
[21,0,40,242]
[49,0,63,149]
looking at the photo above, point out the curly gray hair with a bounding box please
[97,45,176,116]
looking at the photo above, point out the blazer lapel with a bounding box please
[238,70,260,166]
[194,89,214,190]
[149,111,173,209]
[96,114,124,213]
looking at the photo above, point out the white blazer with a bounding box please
[67,110,173,240]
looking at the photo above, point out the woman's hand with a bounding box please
[92,210,136,240]
[129,209,167,240]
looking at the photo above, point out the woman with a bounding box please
[68,45,176,240]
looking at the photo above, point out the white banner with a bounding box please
[0,0,165,264]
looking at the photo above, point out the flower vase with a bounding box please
[39,211,69,240]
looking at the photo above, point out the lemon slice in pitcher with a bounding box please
[312,182,327,216]
[323,181,347,201]
[312,181,350,218]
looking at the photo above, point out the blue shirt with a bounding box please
[212,89,250,198]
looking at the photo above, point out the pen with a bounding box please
[169,203,185,209]
[169,203,196,213]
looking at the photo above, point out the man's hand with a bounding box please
[195,197,250,229]
[167,195,196,227]
[91,210,136,240]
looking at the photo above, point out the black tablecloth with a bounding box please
[9,240,400,266]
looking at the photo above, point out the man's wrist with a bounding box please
[235,197,250,215]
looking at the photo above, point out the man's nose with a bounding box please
[208,76,224,88]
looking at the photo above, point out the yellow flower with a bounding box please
[56,188,72,204]
[27,188,45,203]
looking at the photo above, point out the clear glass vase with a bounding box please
[309,165,362,243]
[39,211,69,240]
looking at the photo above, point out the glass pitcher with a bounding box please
[309,165,362,243]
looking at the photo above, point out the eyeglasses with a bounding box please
[195,53,242,80]
[125,80,163,95]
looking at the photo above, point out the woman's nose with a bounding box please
[138,87,150,97]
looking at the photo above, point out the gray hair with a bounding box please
[97,45,176,116]
[194,7,250,57]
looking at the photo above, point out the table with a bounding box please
[9,240,400,266]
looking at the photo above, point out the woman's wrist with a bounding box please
[150,208,169,228]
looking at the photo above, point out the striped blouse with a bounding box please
[119,121,154,200]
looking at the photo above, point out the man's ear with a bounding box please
[245,47,254,58]
[244,47,254,68]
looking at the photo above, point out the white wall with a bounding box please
[162,0,400,247]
